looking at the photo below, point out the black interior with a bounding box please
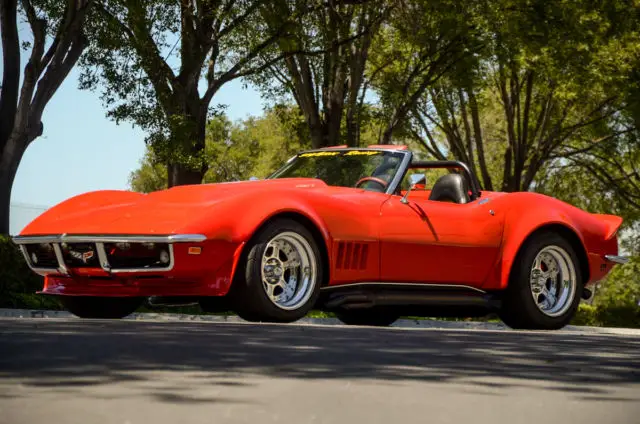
[428,173,470,204]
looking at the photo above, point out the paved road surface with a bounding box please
[1,318,639,424]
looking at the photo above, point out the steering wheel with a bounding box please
[354,176,389,192]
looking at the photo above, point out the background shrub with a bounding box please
[0,235,62,309]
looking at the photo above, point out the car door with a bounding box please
[378,194,505,286]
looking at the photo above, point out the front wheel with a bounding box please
[229,218,323,323]
[59,296,143,319]
[499,231,583,330]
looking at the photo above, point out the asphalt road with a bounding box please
[1,318,640,424]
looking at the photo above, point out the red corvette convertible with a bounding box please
[14,145,628,329]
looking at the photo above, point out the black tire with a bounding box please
[229,218,323,323]
[335,308,400,327]
[498,231,583,330]
[59,296,143,319]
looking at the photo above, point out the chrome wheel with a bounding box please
[261,232,317,311]
[529,245,577,317]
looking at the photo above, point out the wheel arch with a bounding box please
[505,223,590,289]
[231,210,331,288]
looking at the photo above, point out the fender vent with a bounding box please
[336,241,369,270]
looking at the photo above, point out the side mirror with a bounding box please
[400,173,426,204]
[409,173,426,187]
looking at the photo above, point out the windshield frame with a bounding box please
[268,147,413,195]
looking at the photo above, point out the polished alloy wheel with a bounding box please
[261,231,317,310]
[529,245,577,317]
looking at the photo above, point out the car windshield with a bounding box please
[269,149,406,191]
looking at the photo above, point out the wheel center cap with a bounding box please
[264,259,284,281]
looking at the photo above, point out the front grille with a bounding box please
[61,243,100,268]
[24,244,58,269]
[105,242,171,269]
[21,240,173,272]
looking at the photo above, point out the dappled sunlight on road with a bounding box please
[1,319,639,404]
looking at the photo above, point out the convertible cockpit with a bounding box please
[269,145,482,204]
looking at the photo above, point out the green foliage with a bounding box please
[593,256,640,325]
[0,235,61,309]
[78,0,297,183]
[129,105,311,192]
[0,236,42,297]
[571,304,601,327]
[571,257,640,328]
[375,0,640,198]
[129,149,168,193]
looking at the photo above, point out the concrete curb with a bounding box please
[1,308,639,335]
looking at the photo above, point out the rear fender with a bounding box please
[592,214,623,240]
[482,203,585,290]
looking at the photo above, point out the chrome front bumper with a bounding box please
[12,234,207,276]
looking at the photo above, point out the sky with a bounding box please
[4,47,266,234]
[11,69,265,207]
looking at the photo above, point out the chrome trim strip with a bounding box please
[108,244,175,274]
[605,255,630,265]
[14,235,186,275]
[167,234,207,243]
[386,150,413,195]
[52,244,69,275]
[13,235,61,244]
[12,234,207,244]
[95,243,110,271]
[320,282,487,294]
[18,245,30,264]
[19,245,65,276]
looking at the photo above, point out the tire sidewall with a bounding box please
[234,219,323,322]
[503,232,583,329]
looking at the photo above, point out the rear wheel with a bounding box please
[335,308,399,327]
[230,218,323,323]
[59,296,143,319]
[499,231,582,330]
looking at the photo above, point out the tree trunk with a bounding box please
[345,110,358,147]
[164,100,208,187]
[467,90,492,190]
[0,170,12,235]
[167,163,205,187]
[309,124,326,149]
[0,133,27,235]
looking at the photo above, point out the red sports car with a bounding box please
[13,145,628,329]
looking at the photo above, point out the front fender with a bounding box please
[179,189,332,248]
[178,190,334,287]
[20,190,146,235]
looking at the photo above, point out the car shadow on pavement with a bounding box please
[1,319,639,402]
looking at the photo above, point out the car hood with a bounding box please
[20,178,334,235]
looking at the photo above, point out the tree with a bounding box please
[80,0,301,188]
[399,0,640,195]
[250,0,397,148]
[0,0,93,235]
[129,105,310,192]
[369,0,482,145]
